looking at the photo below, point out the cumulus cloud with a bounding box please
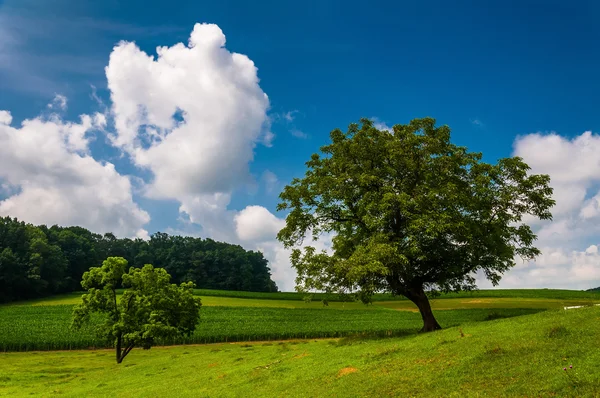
[105,23,271,202]
[233,205,334,290]
[0,111,12,125]
[0,107,150,238]
[476,130,600,290]
[255,233,335,292]
[234,205,286,242]
[371,117,392,132]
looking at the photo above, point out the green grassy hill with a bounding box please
[1,305,598,397]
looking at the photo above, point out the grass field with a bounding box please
[193,288,600,301]
[2,289,599,352]
[11,289,600,308]
[1,305,599,397]
[11,289,600,310]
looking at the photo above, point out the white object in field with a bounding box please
[564,304,600,310]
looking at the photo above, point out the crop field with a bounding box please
[0,304,543,352]
[1,289,599,353]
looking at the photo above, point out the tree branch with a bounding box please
[120,343,135,361]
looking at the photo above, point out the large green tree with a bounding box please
[71,257,202,363]
[277,118,555,332]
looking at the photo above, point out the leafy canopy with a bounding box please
[277,118,555,302]
[71,257,201,363]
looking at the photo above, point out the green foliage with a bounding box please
[0,216,278,304]
[71,257,202,363]
[277,117,555,331]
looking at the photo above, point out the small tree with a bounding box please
[277,118,555,332]
[71,257,202,363]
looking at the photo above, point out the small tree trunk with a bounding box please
[116,334,123,364]
[406,287,442,332]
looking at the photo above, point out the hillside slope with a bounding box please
[1,306,599,397]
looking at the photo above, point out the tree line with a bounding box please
[0,216,278,303]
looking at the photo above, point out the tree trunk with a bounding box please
[406,286,442,332]
[116,334,123,364]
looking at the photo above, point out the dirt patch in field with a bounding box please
[462,299,494,304]
[293,353,309,359]
[208,363,219,368]
[337,367,358,377]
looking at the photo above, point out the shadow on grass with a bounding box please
[483,308,546,321]
[439,308,546,328]
[331,308,547,347]
[331,330,419,347]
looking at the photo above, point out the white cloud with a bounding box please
[234,205,286,242]
[105,23,271,202]
[233,204,334,291]
[476,130,600,290]
[254,233,335,292]
[290,129,308,139]
[261,170,279,194]
[48,94,67,111]
[277,110,307,139]
[0,106,150,238]
[178,193,238,243]
[371,117,392,132]
[282,110,298,122]
[0,111,12,125]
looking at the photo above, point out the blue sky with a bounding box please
[1,0,600,290]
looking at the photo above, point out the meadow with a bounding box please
[1,305,599,397]
[2,289,600,397]
[16,287,600,306]
[1,288,599,352]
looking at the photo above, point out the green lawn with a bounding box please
[1,306,598,397]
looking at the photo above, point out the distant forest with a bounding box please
[0,216,278,303]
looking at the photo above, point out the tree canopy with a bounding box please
[277,118,555,331]
[0,217,278,303]
[71,257,202,363]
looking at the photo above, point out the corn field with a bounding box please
[0,305,542,352]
